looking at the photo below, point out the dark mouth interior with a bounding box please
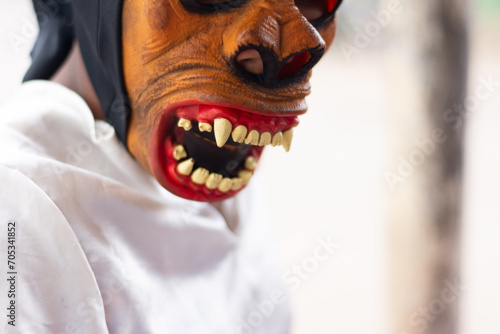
[174,120,251,178]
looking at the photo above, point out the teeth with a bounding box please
[199,122,212,133]
[271,132,283,147]
[258,132,271,146]
[282,129,293,152]
[231,178,244,191]
[232,125,248,143]
[245,130,259,145]
[179,114,293,151]
[194,116,292,149]
[191,168,209,184]
[238,170,253,184]
[175,159,253,191]
[173,145,187,161]
[174,115,292,192]
[205,173,223,189]
[218,178,233,192]
[178,118,192,131]
[214,118,232,148]
[177,158,194,176]
[244,156,257,170]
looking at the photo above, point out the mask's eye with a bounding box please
[196,0,230,3]
[181,0,248,13]
[295,0,342,25]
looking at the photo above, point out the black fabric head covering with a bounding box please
[23,0,129,144]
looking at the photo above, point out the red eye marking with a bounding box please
[326,0,337,12]
[295,0,340,23]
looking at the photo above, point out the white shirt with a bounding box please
[0,81,290,334]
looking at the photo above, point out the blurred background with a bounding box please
[0,0,499,333]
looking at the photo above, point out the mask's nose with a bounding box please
[278,51,313,78]
[223,1,326,87]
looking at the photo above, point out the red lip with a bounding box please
[150,101,299,202]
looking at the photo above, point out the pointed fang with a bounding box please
[214,118,232,148]
[282,129,293,152]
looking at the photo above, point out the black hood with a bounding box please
[23,0,129,144]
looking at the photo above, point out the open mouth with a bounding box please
[152,103,299,201]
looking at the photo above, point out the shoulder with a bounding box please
[0,80,93,127]
[0,80,99,159]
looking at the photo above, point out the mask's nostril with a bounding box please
[235,49,264,75]
[278,51,310,78]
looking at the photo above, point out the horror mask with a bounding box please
[123,0,341,201]
[24,0,342,202]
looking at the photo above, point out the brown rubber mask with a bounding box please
[25,0,342,202]
[123,0,342,201]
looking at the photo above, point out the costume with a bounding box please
[1,0,343,332]
[24,0,342,202]
[0,81,290,333]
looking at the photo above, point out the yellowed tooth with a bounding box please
[218,178,233,192]
[238,170,253,184]
[205,173,223,190]
[177,118,192,131]
[258,132,271,146]
[244,156,257,170]
[231,178,244,191]
[198,122,212,133]
[214,118,232,147]
[271,132,283,147]
[282,128,293,152]
[191,168,209,184]
[177,158,194,176]
[232,125,248,143]
[172,145,187,161]
[244,130,259,145]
